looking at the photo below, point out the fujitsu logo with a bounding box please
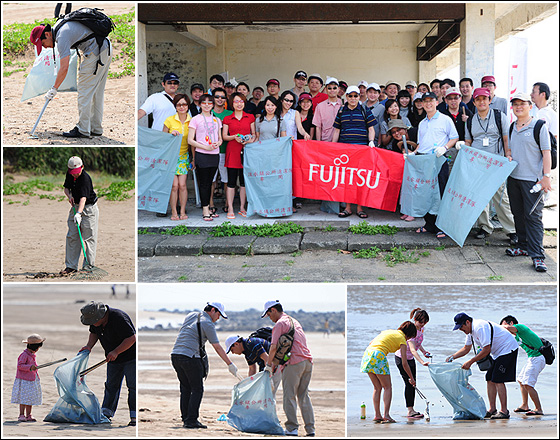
[308,154,381,190]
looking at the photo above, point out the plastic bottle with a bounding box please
[530,183,542,193]
[360,402,366,419]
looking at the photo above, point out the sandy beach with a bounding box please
[138,320,346,438]
[2,285,137,437]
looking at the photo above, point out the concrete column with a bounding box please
[460,3,496,85]
[137,22,148,127]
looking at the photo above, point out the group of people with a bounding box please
[170,300,315,436]
[139,71,556,272]
[11,301,137,426]
[361,309,549,423]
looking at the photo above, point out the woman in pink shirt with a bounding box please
[11,334,45,422]
[394,308,432,418]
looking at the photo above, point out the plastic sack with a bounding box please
[44,352,110,424]
[227,371,285,435]
[21,48,78,102]
[428,362,487,420]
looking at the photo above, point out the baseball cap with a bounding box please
[413,92,424,102]
[445,87,461,97]
[358,80,369,88]
[163,72,180,82]
[510,92,532,103]
[294,70,307,79]
[308,73,324,85]
[299,92,313,102]
[68,156,83,175]
[367,82,381,91]
[266,78,280,87]
[453,312,472,330]
[481,75,496,86]
[388,119,408,131]
[261,300,281,318]
[472,87,491,100]
[207,301,228,319]
[405,80,418,88]
[30,25,46,56]
[326,77,339,86]
[346,85,360,96]
[225,335,241,353]
[190,83,204,93]
[338,81,348,90]
[80,301,107,325]
[422,92,438,101]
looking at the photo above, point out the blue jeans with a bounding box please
[171,354,205,424]
[101,359,136,418]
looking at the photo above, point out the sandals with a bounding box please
[408,412,424,419]
[171,214,180,221]
[209,206,219,218]
[525,410,544,416]
[533,258,548,273]
[357,211,368,219]
[490,410,510,419]
[505,248,529,257]
[373,418,383,424]
[179,214,188,220]
[26,415,36,422]
[484,410,497,419]
[380,417,396,424]
[203,215,213,222]
[338,210,352,218]
[238,211,247,218]
[227,213,236,220]
[514,407,531,413]
[18,415,27,422]
[436,231,447,239]
[416,227,429,234]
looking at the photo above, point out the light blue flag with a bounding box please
[400,154,447,217]
[138,126,181,214]
[244,137,294,218]
[436,146,517,246]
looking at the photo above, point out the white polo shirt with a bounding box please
[537,105,558,137]
[139,91,176,132]
[465,319,519,359]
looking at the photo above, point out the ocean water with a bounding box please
[346,285,558,429]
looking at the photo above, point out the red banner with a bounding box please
[292,140,405,212]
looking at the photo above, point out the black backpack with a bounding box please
[248,327,273,342]
[508,119,557,170]
[53,8,115,74]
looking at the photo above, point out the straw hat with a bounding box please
[22,333,46,344]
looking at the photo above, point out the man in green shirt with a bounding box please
[500,315,546,415]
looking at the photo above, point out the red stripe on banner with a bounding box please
[292,140,404,212]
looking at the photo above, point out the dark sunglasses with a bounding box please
[166,81,179,85]
[283,99,294,103]
[214,95,227,99]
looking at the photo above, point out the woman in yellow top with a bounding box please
[163,94,192,221]
[360,321,417,424]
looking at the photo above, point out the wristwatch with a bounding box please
[543,173,552,178]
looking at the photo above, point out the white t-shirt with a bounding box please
[465,319,519,359]
[139,91,176,132]
[537,105,558,137]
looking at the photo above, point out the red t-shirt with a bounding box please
[223,112,256,168]
[311,92,328,111]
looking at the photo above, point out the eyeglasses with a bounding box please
[446,96,460,100]
[327,87,338,90]
[347,94,359,98]
[214,95,226,99]
[176,103,189,107]
[283,99,294,103]
[200,101,213,105]
[166,81,179,85]
[233,99,245,104]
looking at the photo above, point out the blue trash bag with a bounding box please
[44,352,110,424]
[428,362,487,420]
[227,371,285,435]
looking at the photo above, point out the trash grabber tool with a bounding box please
[529,190,546,216]
[414,386,430,421]
[36,358,67,369]
[29,97,51,139]
[79,359,108,377]
[403,134,409,155]
[192,167,201,207]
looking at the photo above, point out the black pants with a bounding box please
[195,152,219,208]
[171,354,205,424]
[227,167,245,188]
[423,160,449,233]
[395,356,417,408]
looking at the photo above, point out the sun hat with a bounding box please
[473,88,491,100]
[413,92,424,102]
[80,301,107,325]
[207,301,228,319]
[388,119,408,131]
[346,85,360,96]
[261,300,281,318]
[22,334,46,344]
[225,335,241,353]
[453,312,473,330]
[30,25,47,56]
[385,80,401,89]
[510,91,532,103]
[405,80,418,88]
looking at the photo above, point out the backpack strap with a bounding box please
[534,119,545,149]
[494,109,504,154]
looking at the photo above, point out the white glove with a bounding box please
[435,146,448,157]
[445,355,454,363]
[228,363,238,377]
[368,141,375,148]
[264,365,273,375]
[74,212,82,226]
[46,87,58,100]
[455,141,465,150]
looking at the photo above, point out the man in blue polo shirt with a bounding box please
[415,92,459,237]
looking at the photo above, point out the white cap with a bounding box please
[445,87,461,97]
[346,85,360,95]
[207,301,228,319]
[413,92,424,101]
[510,91,532,103]
[358,80,369,88]
[261,300,281,318]
[405,80,418,88]
[68,156,83,170]
[225,335,241,353]
[326,77,339,85]
[367,82,381,91]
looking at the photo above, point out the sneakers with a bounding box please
[60,267,77,275]
[505,248,529,257]
[285,428,298,436]
[474,228,489,239]
[128,417,137,426]
[533,258,548,272]
[62,126,90,138]
[507,233,519,246]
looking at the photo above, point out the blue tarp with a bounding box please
[428,362,487,420]
[227,371,285,435]
[436,147,518,246]
[244,137,294,218]
[137,125,181,213]
[44,352,110,424]
[399,154,447,217]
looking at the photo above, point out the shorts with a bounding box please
[227,167,245,188]
[175,153,191,175]
[360,348,389,375]
[517,355,545,388]
[485,349,518,383]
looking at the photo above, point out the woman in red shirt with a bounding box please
[222,92,256,219]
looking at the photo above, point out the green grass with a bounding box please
[208,221,304,238]
[488,275,504,281]
[161,225,200,236]
[348,221,398,236]
[383,246,420,267]
[353,247,382,259]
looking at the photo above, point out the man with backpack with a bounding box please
[262,300,315,437]
[504,92,553,273]
[30,8,113,138]
[465,87,517,245]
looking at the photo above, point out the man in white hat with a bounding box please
[262,300,315,437]
[61,156,98,275]
[170,302,239,429]
[358,80,369,105]
[79,301,137,426]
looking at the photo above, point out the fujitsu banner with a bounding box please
[292,140,405,211]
